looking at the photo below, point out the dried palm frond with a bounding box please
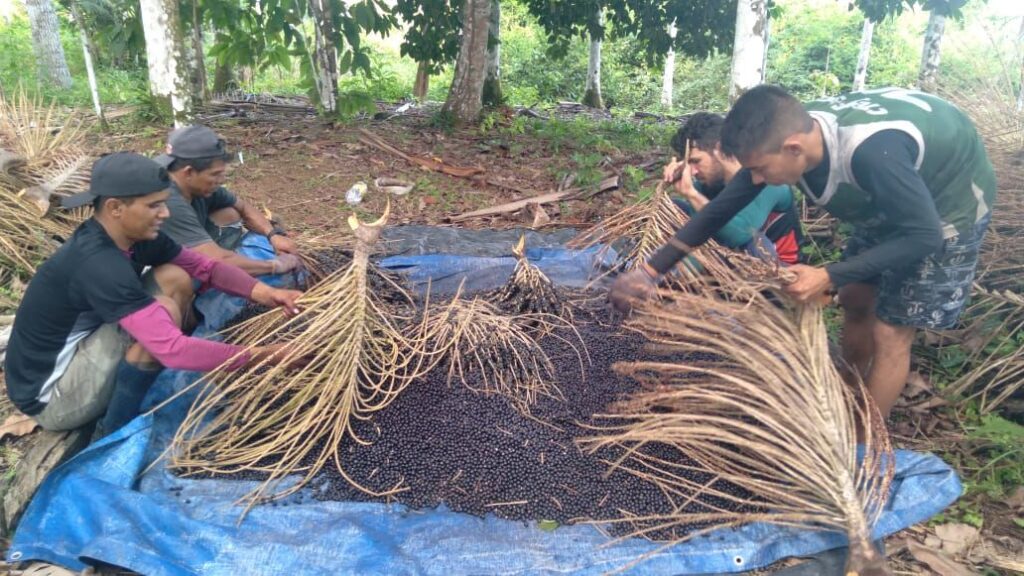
[0,186,74,276]
[426,293,585,410]
[568,181,687,271]
[580,285,894,575]
[568,182,772,292]
[941,286,1024,413]
[0,89,87,166]
[171,203,442,510]
[491,235,572,321]
[17,154,91,215]
[940,80,1024,290]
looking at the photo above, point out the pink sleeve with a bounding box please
[119,301,250,371]
[171,247,258,299]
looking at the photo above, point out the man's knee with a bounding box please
[151,264,193,298]
[872,319,916,352]
[839,283,876,323]
[153,294,184,327]
[210,206,242,227]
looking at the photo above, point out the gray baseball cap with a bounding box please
[154,125,228,168]
[62,152,171,209]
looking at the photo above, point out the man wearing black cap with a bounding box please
[4,152,303,437]
[154,125,302,277]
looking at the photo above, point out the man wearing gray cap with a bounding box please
[155,125,302,277]
[4,152,303,438]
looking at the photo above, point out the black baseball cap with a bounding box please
[154,125,228,168]
[62,152,171,209]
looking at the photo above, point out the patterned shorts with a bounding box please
[843,217,990,329]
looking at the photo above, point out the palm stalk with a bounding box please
[580,285,894,575]
[491,235,572,321]
[426,293,585,411]
[171,204,442,510]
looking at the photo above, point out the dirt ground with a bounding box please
[1,105,1021,575]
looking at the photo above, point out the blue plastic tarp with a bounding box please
[7,231,962,575]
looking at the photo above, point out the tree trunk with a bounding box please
[442,0,492,124]
[582,8,604,109]
[308,0,339,114]
[139,0,192,126]
[212,60,234,93]
[853,18,874,92]
[918,10,946,91]
[414,61,430,101]
[482,0,503,107]
[661,20,677,108]
[69,3,105,128]
[190,0,209,103]
[24,0,72,89]
[728,0,768,103]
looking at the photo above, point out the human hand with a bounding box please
[249,342,309,369]
[783,264,834,303]
[250,283,304,317]
[270,234,299,255]
[609,264,660,312]
[270,253,302,274]
[663,157,686,183]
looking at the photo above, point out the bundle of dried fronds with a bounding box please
[426,293,585,410]
[941,286,1024,413]
[0,185,77,277]
[941,80,1024,288]
[0,89,91,214]
[491,235,572,322]
[171,203,441,510]
[568,181,686,271]
[568,182,767,291]
[580,285,894,575]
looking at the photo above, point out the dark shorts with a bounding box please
[843,216,990,329]
[205,221,244,251]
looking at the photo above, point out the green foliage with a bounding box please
[767,0,918,99]
[393,0,462,73]
[0,12,145,107]
[520,0,737,63]
[854,0,971,22]
[69,0,147,68]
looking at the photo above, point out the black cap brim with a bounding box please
[153,154,175,168]
[62,192,97,209]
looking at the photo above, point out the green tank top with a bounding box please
[801,88,996,238]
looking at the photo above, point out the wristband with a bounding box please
[267,226,288,240]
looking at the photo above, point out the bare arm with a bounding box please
[235,198,299,254]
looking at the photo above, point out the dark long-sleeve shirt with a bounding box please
[648,130,944,286]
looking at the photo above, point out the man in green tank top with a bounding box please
[610,85,996,418]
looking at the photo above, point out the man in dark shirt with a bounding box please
[155,125,303,277]
[5,153,303,437]
[610,86,996,417]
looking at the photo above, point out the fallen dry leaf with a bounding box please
[907,541,977,576]
[935,523,980,556]
[0,412,39,442]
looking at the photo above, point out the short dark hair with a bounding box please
[167,153,230,174]
[720,85,814,161]
[670,112,724,156]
